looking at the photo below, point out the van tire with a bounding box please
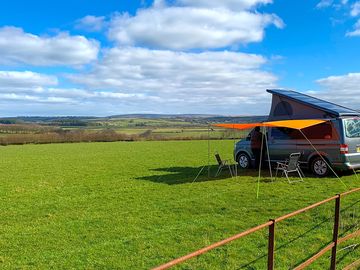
[238,153,251,169]
[311,157,329,177]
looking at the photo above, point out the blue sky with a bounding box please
[0,0,359,116]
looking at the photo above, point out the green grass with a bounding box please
[0,140,359,269]
[93,118,200,129]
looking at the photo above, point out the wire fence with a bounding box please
[152,187,360,270]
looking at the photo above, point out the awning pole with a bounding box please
[257,126,265,199]
[207,123,210,178]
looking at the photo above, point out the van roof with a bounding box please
[267,89,360,117]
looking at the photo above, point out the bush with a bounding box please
[0,130,139,145]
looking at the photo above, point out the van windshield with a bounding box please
[344,119,360,138]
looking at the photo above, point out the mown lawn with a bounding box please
[0,140,359,269]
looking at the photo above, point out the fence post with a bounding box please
[268,219,276,270]
[330,194,341,270]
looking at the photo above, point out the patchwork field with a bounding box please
[0,140,359,269]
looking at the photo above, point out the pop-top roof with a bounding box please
[267,89,360,117]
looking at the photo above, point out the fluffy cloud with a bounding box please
[0,93,74,104]
[0,27,99,66]
[0,71,58,89]
[315,0,350,9]
[348,2,360,37]
[0,71,68,104]
[346,19,360,36]
[351,1,360,16]
[67,47,277,113]
[108,1,283,50]
[316,0,334,9]
[0,1,283,115]
[0,70,160,109]
[315,0,360,37]
[315,72,360,108]
[75,15,106,32]
[176,0,272,10]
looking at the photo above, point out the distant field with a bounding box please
[115,127,248,140]
[0,117,252,144]
[0,140,359,269]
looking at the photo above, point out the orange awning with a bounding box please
[214,119,326,130]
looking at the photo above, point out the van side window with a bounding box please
[344,119,360,138]
[271,128,299,140]
[301,122,334,140]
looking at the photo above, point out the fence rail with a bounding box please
[152,187,360,270]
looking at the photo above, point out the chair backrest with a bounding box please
[287,153,301,171]
[215,153,222,165]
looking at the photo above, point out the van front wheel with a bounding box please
[311,157,329,177]
[238,153,251,169]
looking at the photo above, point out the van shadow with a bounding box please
[137,165,274,185]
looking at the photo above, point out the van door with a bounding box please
[267,127,298,162]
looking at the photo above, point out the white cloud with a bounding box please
[176,0,272,10]
[351,1,360,16]
[0,1,283,115]
[315,0,360,37]
[316,0,333,9]
[316,72,360,108]
[0,69,161,109]
[68,47,277,114]
[346,19,360,36]
[108,1,283,50]
[0,27,99,66]
[75,15,106,32]
[46,88,153,101]
[0,71,58,89]
[0,93,74,104]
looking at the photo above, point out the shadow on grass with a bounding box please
[136,163,330,185]
[136,165,279,185]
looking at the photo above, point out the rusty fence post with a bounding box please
[330,194,341,270]
[268,219,276,270]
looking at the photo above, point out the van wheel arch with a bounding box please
[237,152,251,169]
[309,155,331,177]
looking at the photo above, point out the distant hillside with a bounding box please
[203,115,268,123]
[0,114,267,124]
[108,114,221,119]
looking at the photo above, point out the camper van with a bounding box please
[234,90,360,176]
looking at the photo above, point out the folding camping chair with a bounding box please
[215,152,234,177]
[275,152,304,183]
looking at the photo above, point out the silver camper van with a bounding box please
[234,90,360,177]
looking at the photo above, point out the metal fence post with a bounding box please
[330,194,341,270]
[268,219,276,270]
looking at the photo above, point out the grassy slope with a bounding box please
[0,140,359,269]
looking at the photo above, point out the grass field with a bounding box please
[0,140,359,269]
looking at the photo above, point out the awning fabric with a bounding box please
[214,119,326,130]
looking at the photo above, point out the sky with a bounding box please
[0,0,360,116]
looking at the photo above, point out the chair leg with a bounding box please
[285,171,292,184]
[298,166,305,178]
[228,164,233,178]
[275,167,279,180]
[297,169,304,181]
[215,166,222,177]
